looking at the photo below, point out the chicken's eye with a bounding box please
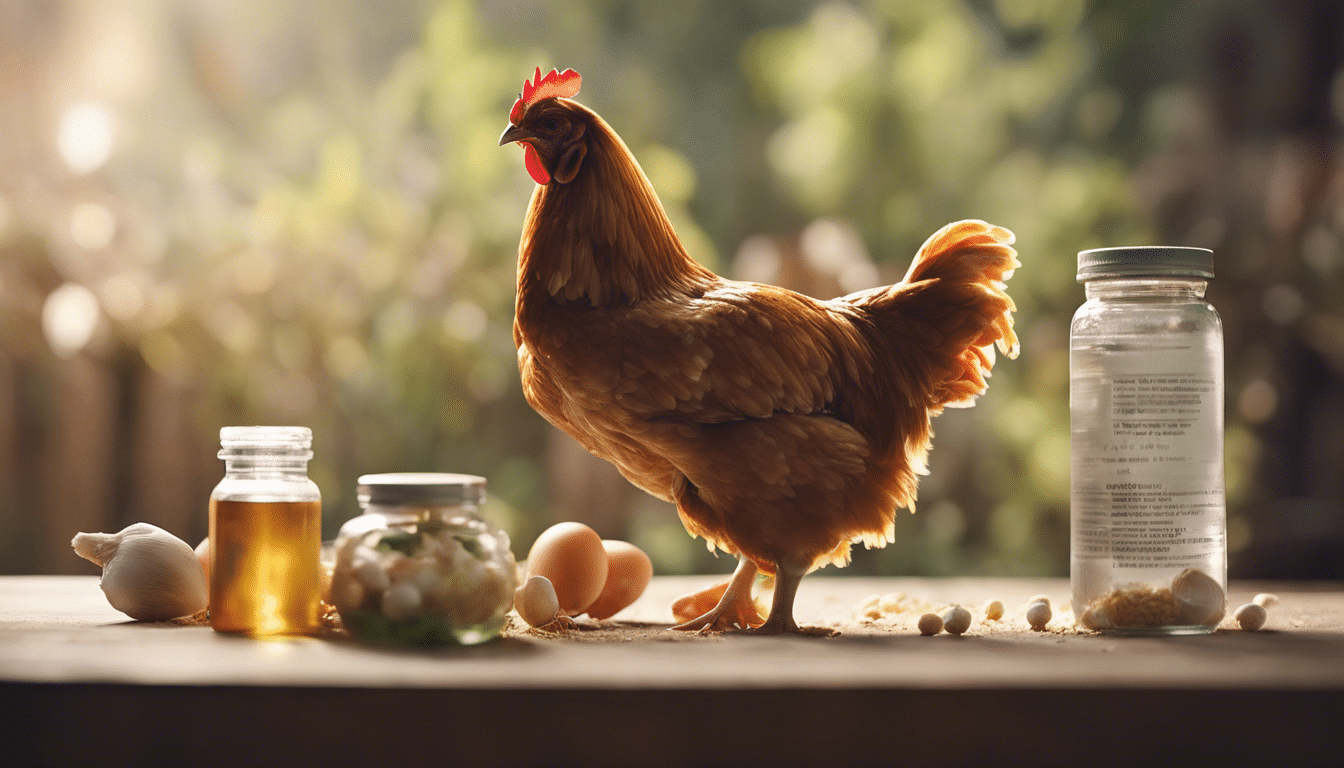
[542,117,561,132]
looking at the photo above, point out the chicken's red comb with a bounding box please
[510,67,582,124]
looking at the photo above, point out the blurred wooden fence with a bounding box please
[0,350,216,575]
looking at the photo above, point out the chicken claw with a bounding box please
[672,602,766,633]
[670,558,764,633]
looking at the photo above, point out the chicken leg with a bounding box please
[746,560,838,637]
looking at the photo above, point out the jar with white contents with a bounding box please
[330,473,517,645]
[1070,246,1226,634]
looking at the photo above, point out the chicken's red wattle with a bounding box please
[524,143,550,185]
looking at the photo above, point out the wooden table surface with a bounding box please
[5,575,1343,766]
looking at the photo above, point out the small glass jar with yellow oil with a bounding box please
[209,426,322,636]
[330,473,517,645]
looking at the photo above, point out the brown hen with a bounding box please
[500,69,1019,634]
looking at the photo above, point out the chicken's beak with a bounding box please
[499,124,531,146]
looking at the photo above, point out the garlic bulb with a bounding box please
[71,523,208,621]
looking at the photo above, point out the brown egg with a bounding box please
[526,522,607,614]
[585,540,653,620]
[195,538,210,584]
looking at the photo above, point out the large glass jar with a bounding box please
[209,426,323,636]
[1070,247,1226,634]
[330,473,517,645]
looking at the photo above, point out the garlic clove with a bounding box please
[1171,567,1226,626]
[515,575,560,627]
[1234,602,1268,631]
[71,523,208,622]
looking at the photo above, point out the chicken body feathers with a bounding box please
[512,100,1018,575]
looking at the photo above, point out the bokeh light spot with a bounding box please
[442,300,487,343]
[100,274,145,322]
[57,102,115,174]
[209,302,259,356]
[69,202,117,250]
[42,283,101,358]
[732,235,782,284]
[324,335,370,381]
[1262,284,1304,325]
[139,329,189,379]
[1238,380,1278,424]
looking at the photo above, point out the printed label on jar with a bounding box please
[1071,344,1225,577]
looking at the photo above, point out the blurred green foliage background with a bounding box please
[2,0,1341,578]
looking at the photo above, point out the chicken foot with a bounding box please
[670,557,764,633]
[670,556,837,636]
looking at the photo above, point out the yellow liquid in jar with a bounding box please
[209,498,322,636]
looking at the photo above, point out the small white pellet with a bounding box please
[1026,600,1052,631]
[1234,602,1268,631]
[942,605,972,635]
[1027,594,1051,609]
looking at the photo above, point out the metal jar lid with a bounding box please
[1077,246,1214,282]
[356,472,486,507]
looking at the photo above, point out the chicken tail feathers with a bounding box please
[850,219,1020,413]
